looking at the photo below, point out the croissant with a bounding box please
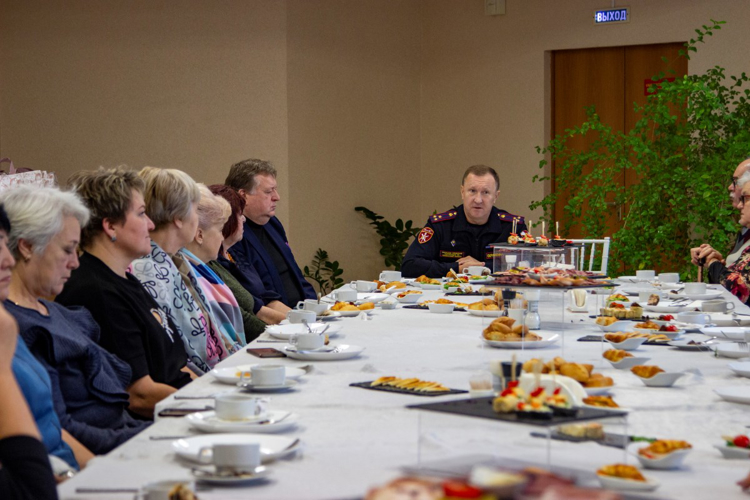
[603,349,633,362]
[597,464,645,481]
[630,365,664,379]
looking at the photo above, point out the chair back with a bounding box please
[566,237,611,275]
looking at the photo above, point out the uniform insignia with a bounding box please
[417,227,434,244]
[440,250,465,259]
[430,210,459,223]
[451,239,456,247]
[497,211,525,224]
[486,252,503,260]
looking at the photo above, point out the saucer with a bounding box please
[186,410,298,434]
[191,465,272,485]
[172,434,301,464]
[211,365,306,385]
[239,379,298,392]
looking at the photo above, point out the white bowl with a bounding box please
[729,362,750,378]
[712,343,750,359]
[427,303,455,314]
[597,473,659,492]
[632,445,691,470]
[715,443,750,459]
[379,300,397,310]
[443,286,458,293]
[396,293,422,304]
[633,371,684,387]
[607,356,650,370]
[606,337,647,351]
[597,320,637,333]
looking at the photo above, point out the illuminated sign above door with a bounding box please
[594,8,630,25]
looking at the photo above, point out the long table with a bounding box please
[58,285,750,499]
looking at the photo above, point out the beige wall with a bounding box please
[2,0,749,284]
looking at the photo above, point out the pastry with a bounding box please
[638,440,691,457]
[332,301,360,311]
[597,464,645,481]
[523,358,545,374]
[558,422,604,439]
[603,349,633,362]
[559,363,590,383]
[583,373,613,388]
[595,316,618,326]
[358,302,375,310]
[604,332,630,343]
[371,376,450,393]
[630,365,664,378]
[647,294,660,306]
[634,320,659,330]
[583,395,619,408]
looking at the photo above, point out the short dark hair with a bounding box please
[209,185,245,239]
[462,165,499,191]
[0,204,10,234]
[225,159,277,193]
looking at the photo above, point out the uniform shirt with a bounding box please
[401,205,526,278]
[56,252,191,389]
[247,220,303,307]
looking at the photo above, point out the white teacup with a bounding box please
[200,443,260,474]
[659,272,680,283]
[287,310,316,324]
[684,282,707,295]
[636,270,656,281]
[214,393,266,421]
[379,270,402,282]
[293,332,325,351]
[333,289,358,302]
[351,280,377,292]
[250,365,286,386]
[295,299,328,315]
[462,265,490,276]
[701,299,735,313]
[676,311,711,324]
[141,481,196,500]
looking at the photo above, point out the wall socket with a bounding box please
[485,0,506,16]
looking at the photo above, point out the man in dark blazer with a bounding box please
[225,159,316,308]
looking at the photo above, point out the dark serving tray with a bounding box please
[350,381,467,397]
[577,334,671,346]
[407,396,627,427]
[529,430,652,449]
[401,304,467,312]
[484,280,617,290]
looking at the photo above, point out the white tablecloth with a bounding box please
[58,286,750,499]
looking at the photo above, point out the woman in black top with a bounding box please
[57,168,192,418]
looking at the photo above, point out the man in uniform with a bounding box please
[401,165,527,278]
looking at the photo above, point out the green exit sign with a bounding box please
[594,8,630,25]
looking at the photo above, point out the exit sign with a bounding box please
[594,8,630,25]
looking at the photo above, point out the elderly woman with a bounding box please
[207,185,271,338]
[129,168,234,372]
[708,170,750,302]
[57,168,192,419]
[209,185,287,325]
[0,191,91,473]
[2,185,150,454]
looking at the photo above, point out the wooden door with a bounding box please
[552,43,687,238]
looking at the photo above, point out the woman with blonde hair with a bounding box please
[129,167,235,372]
[57,168,192,419]
[182,185,250,345]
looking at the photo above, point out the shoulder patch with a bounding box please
[497,211,524,224]
[417,227,434,244]
[430,210,458,223]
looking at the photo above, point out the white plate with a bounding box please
[606,356,651,370]
[633,371,684,387]
[700,326,750,341]
[644,303,689,313]
[707,313,750,327]
[729,362,750,378]
[715,386,750,404]
[715,443,750,459]
[282,344,365,361]
[597,320,637,333]
[383,286,408,294]
[686,291,724,301]
[605,336,647,351]
[265,323,342,340]
[616,276,640,283]
[469,278,494,284]
[337,309,362,317]
[668,340,715,351]
[239,379,298,392]
[192,465,271,486]
[211,365,306,385]
[355,293,388,304]
[712,343,750,359]
[186,410,298,434]
[467,309,504,317]
[417,283,442,290]
[396,293,423,303]
[481,331,560,349]
[584,386,612,395]
[172,434,301,464]
[630,443,690,470]
[317,311,342,321]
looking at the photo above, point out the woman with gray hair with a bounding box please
[2,184,151,454]
[707,170,750,303]
[129,167,234,373]
[57,168,192,419]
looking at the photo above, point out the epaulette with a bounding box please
[497,211,524,224]
[430,209,458,223]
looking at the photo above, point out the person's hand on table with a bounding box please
[691,244,723,266]
[456,256,484,272]
[737,470,750,490]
